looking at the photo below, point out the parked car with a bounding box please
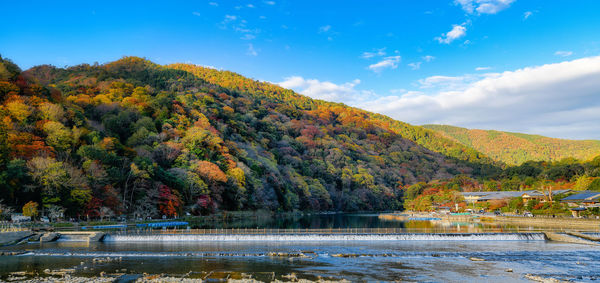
[523,212,534,217]
[494,210,502,216]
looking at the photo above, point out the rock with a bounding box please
[469,257,485,261]
[282,273,298,281]
[524,274,570,283]
[505,269,513,272]
[331,253,359,258]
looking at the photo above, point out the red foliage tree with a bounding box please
[158,185,182,218]
[85,197,102,219]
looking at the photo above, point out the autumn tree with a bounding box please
[43,121,74,152]
[22,201,39,219]
[158,185,181,218]
[27,157,68,207]
[193,160,227,183]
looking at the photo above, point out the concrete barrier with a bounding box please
[55,231,105,242]
[40,233,59,242]
[543,232,600,246]
[565,231,600,242]
[0,231,34,245]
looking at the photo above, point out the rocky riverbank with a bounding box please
[0,273,351,283]
[0,264,351,283]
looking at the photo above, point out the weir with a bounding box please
[103,232,546,242]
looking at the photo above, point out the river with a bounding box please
[1,213,599,282]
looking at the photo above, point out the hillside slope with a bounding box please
[0,56,499,217]
[168,63,500,173]
[423,124,600,165]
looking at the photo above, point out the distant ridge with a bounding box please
[423,124,600,165]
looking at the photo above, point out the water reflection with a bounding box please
[187,213,407,229]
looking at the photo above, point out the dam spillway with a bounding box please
[102,232,546,242]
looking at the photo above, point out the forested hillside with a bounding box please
[0,56,500,219]
[168,63,500,174]
[424,124,600,166]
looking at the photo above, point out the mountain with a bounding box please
[166,63,499,171]
[423,124,600,166]
[0,56,499,218]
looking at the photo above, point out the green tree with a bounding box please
[589,178,600,191]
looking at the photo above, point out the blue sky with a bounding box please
[2,0,600,139]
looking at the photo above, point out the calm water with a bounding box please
[188,213,404,229]
[187,212,599,233]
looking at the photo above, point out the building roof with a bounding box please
[561,191,600,202]
[461,189,570,201]
[553,189,572,195]
[570,207,587,211]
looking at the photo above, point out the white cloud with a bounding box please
[475,66,492,71]
[247,44,258,56]
[454,0,475,13]
[277,77,374,103]
[417,74,490,90]
[319,25,331,33]
[361,48,386,59]
[208,2,218,6]
[192,11,201,16]
[360,56,600,139]
[368,56,401,72]
[264,1,276,5]
[555,50,573,57]
[408,62,422,70]
[273,56,600,139]
[406,56,435,70]
[247,4,255,8]
[220,15,260,40]
[455,0,516,15]
[422,55,435,62]
[435,24,467,44]
[523,11,532,20]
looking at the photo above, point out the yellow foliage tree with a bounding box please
[22,201,39,218]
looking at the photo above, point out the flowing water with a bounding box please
[2,214,600,282]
